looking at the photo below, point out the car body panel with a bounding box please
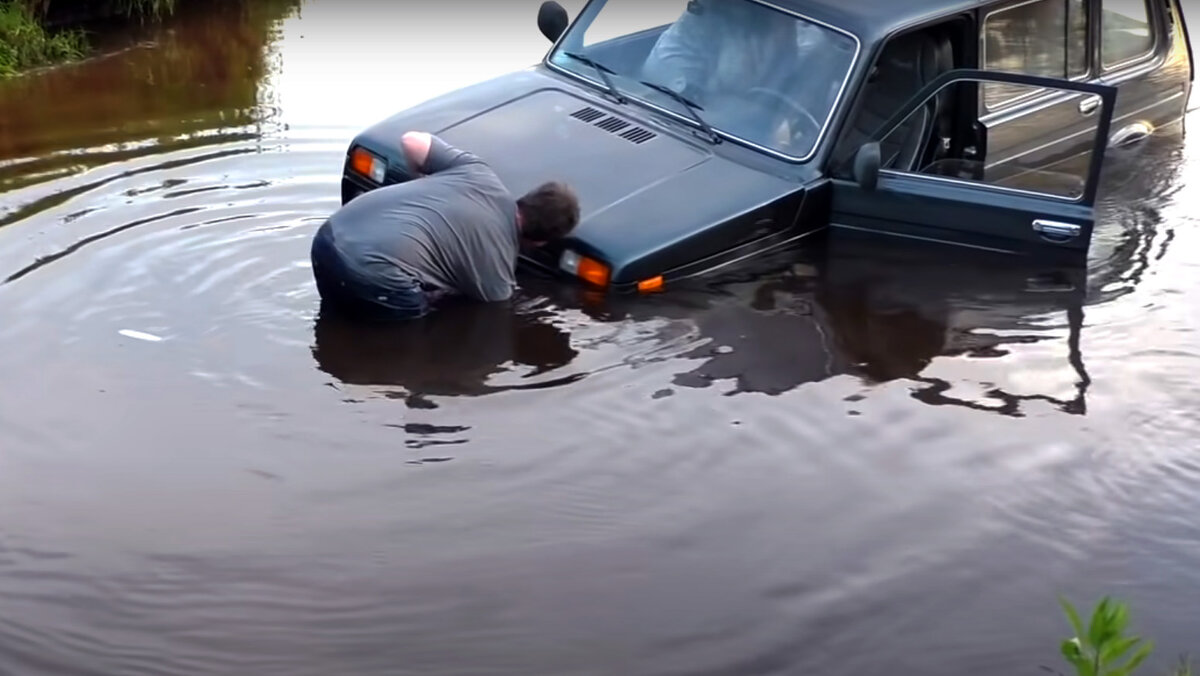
[1094,0,1194,145]
[978,0,1193,185]
[830,174,1099,257]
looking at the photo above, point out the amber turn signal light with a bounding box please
[577,257,610,287]
[350,147,387,183]
[637,276,664,293]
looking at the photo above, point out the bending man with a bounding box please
[311,132,580,321]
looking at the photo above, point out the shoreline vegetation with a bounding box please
[0,0,177,77]
[1056,596,1192,676]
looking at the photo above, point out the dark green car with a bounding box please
[341,0,1194,294]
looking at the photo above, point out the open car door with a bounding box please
[829,69,1118,261]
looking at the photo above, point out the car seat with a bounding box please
[923,33,956,166]
[835,30,954,174]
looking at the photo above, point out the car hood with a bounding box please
[438,89,710,224]
[354,71,803,282]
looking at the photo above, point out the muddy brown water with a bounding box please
[1,2,1198,675]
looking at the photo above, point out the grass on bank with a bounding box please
[1,0,180,77]
[19,0,177,22]
[0,1,87,77]
[108,0,178,20]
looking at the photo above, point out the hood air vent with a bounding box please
[570,106,605,123]
[595,116,630,133]
[620,127,656,144]
[569,106,657,145]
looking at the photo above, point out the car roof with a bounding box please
[769,0,990,44]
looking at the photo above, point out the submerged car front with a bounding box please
[340,0,861,293]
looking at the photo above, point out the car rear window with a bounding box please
[982,0,1088,110]
[1102,0,1156,67]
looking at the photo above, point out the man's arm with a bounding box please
[475,282,515,304]
[641,11,713,96]
[401,131,484,177]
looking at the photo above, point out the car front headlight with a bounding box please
[559,249,610,288]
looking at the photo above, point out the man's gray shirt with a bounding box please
[326,136,520,303]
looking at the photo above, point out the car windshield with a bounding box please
[547,0,859,160]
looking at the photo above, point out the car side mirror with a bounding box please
[537,1,568,43]
[853,142,881,191]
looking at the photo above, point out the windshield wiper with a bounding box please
[562,51,626,104]
[639,80,720,144]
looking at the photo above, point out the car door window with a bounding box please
[1101,0,1155,68]
[830,70,1117,257]
[879,77,1110,200]
[982,0,1089,111]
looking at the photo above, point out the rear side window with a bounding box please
[982,0,1088,110]
[1102,0,1155,67]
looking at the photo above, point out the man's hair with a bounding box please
[517,181,580,242]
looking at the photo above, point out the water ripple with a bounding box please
[0,6,1197,676]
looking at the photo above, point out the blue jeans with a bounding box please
[310,220,431,322]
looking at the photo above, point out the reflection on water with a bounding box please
[536,238,1093,416]
[1088,124,1188,297]
[0,0,297,198]
[0,1,1199,675]
[313,298,581,402]
[817,238,1092,416]
[313,237,1096,416]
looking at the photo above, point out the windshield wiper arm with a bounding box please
[562,51,626,104]
[639,80,720,144]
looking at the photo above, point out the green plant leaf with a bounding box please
[1091,597,1126,650]
[1088,597,1111,649]
[1109,602,1130,636]
[1061,596,1087,639]
[1102,603,1129,650]
[1100,636,1142,664]
[1062,639,1093,676]
[1062,638,1083,661]
[1107,641,1154,676]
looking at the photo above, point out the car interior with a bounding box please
[830,17,969,180]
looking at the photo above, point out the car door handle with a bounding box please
[1033,219,1082,242]
[1078,94,1102,116]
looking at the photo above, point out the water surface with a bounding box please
[1,2,1199,675]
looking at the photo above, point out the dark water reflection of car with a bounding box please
[655,237,1090,416]
[314,233,1092,419]
[817,236,1091,416]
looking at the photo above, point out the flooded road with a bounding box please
[1,2,1198,674]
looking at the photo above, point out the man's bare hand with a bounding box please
[401,131,433,176]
